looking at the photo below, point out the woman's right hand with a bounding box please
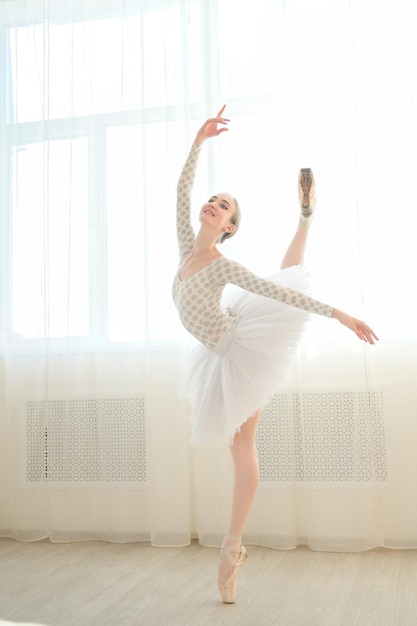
[195,105,230,145]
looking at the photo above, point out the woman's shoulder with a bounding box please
[216,255,251,280]
[218,255,247,271]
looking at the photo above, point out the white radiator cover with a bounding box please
[256,387,388,486]
[24,387,388,489]
[25,395,147,488]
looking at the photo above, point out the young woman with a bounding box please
[172,106,378,604]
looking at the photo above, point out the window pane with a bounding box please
[142,3,202,108]
[217,0,281,99]
[8,4,203,123]
[144,121,194,342]
[8,18,143,122]
[11,138,89,339]
[106,125,146,342]
[106,121,199,343]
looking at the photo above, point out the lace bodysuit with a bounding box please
[172,143,333,352]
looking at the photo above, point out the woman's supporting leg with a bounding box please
[218,410,260,584]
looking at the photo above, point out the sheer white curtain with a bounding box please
[1,0,417,550]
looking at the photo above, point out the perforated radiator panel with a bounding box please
[256,389,387,484]
[26,396,146,485]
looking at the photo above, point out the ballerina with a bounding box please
[172,105,378,603]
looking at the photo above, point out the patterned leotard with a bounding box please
[172,143,333,352]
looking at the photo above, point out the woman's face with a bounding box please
[199,193,237,237]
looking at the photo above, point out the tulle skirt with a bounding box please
[181,265,314,446]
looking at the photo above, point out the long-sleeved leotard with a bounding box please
[172,143,334,352]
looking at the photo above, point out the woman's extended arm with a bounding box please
[223,258,379,345]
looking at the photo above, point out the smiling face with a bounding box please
[199,193,239,243]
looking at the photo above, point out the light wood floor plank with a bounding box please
[286,550,362,626]
[339,548,402,626]
[392,550,417,626]
[235,546,325,625]
[1,539,417,625]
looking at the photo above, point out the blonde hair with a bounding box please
[219,196,241,244]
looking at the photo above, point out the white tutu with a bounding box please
[181,265,315,446]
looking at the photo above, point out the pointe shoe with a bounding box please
[217,540,247,604]
[298,167,316,225]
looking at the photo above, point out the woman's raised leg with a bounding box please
[280,168,316,269]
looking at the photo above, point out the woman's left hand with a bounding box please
[332,308,379,344]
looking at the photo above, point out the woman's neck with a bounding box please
[193,230,220,258]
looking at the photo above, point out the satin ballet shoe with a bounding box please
[217,540,247,604]
[298,167,316,226]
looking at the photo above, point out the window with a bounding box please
[1,0,416,352]
[1,1,205,349]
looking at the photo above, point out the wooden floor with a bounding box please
[1,539,417,626]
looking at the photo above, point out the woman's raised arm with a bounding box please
[176,106,230,259]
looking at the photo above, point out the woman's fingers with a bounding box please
[355,321,379,344]
[216,104,227,117]
[197,114,229,140]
